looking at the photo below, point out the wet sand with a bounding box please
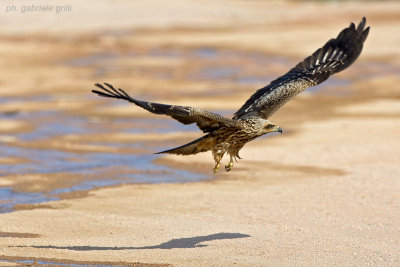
[1,0,400,266]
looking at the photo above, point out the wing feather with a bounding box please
[92,83,240,133]
[233,17,370,119]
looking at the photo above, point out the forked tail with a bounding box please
[155,134,214,155]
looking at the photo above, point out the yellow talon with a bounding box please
[225,162,234,172]
[213,163,220,174]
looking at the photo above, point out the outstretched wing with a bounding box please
[233,17,370,120]
[92,83,240,133]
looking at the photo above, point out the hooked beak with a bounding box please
[277,126,283,134]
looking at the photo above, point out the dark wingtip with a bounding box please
[104,82,114,89]
[357,17,367,32]
[362,16,366,24]
[94,82,106,89]
[362,26,370,42]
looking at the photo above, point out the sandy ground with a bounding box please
[0,0,400,266]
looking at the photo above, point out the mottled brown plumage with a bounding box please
[92,18,369,173]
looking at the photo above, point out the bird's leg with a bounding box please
[212,150,224,174]
[213,162,220,174]
[225,155,234,172]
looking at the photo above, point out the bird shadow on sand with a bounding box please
[16,232,250,251]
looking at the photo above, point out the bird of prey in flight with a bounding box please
[92,18,369,173]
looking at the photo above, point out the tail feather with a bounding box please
[155,134,214,155]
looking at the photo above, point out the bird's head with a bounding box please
[263,121,283,134]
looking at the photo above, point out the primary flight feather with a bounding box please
[92,18,369,173]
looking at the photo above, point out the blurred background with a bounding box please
[0,0,399,212]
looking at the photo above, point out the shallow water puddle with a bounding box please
[0,94,206,213]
